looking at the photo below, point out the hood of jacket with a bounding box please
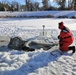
[58,22,65,30]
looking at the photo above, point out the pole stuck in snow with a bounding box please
[43,25,45,36]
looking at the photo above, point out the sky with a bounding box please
[0,0,57,7]
[0,0,25,4]
[0,0,53,4]
[0,0,68,7]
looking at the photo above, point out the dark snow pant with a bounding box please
[59,40,73,52]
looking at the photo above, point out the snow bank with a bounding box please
[0,47,76,75]
[0,11,76,18]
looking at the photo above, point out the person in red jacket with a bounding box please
[58,22,75,53]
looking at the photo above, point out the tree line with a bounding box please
[0,0,76,11]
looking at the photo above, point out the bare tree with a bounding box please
[71,0,76,10]
[74,0,76,10]
[25,0,31,11]
[42,0,49,10]
[54,0,66,10]
[1,0,10,11]
[9,1,19,11]
[34,2,39,11]
[2,0,8,4]
[68,0,71,9]
[25,0,39,11]
[32,2,39,11]
[68,0,76,10]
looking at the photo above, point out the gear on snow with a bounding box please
[8,37,35,51]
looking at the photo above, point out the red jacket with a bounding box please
[58,22,74,51]
[59,24,74,45]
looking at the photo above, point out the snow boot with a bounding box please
[69,46,75,53]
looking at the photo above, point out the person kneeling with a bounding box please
[58,22,75,54]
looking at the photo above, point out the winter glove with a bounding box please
[59,38,63,43]
[58,35,60,39]
[59,44,63,47]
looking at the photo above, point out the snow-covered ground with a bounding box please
[0,11,76,18]
[0,11,76,75]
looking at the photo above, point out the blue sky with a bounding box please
[0,0,53,4]
[0,0,43,4]
[0,0,57,7]
[0,0,67,7]
[0,0,25,4]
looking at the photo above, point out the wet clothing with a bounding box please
[58,22,74,52]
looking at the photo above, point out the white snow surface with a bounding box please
[0,11,76,17]
[0,11,76,75]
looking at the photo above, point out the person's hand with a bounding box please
[59,38,63,42]
[58,35,60,39]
